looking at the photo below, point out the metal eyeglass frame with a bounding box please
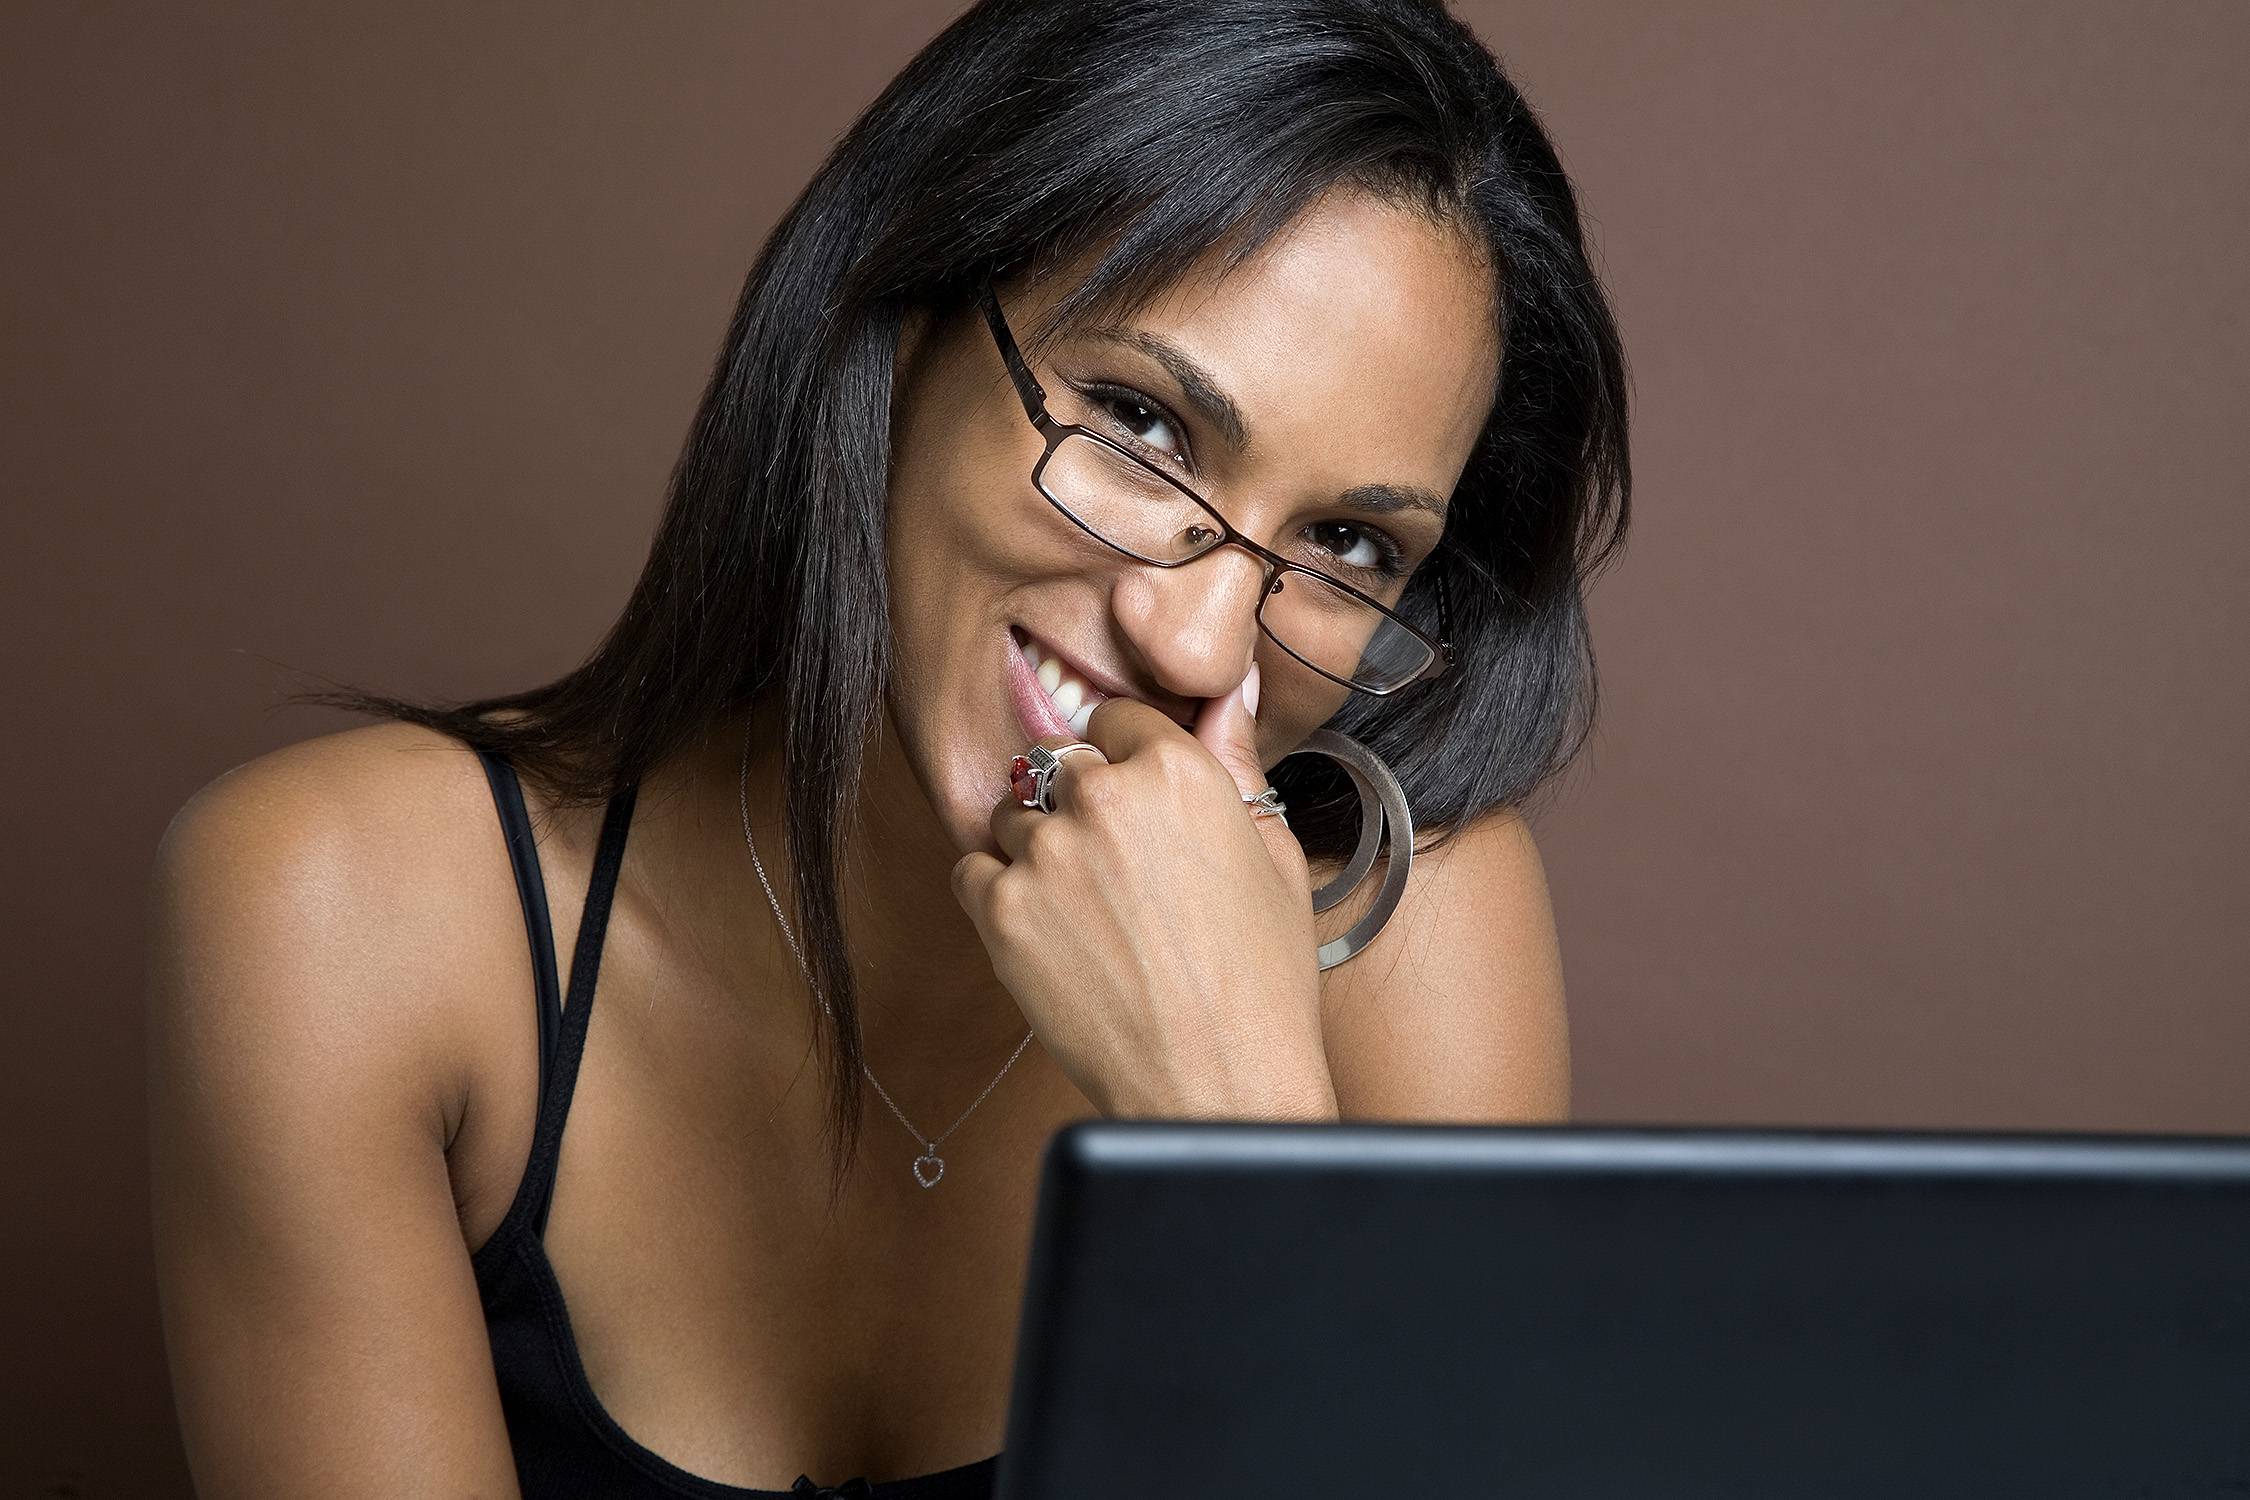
[975,284,1454,697]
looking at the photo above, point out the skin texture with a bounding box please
[146,185,1570,1495]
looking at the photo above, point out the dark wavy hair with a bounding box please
[291,0,1631,1198]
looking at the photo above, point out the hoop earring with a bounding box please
[1281,729,1414,971]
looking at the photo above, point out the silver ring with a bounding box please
[1010,741,1102,814]
[1243,787,1289,820]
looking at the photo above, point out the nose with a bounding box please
[1109,541,1273,703]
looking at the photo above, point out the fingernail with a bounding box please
[1242,661,1261,719]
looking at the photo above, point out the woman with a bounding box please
[146,0,1627,1493]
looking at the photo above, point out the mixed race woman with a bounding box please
[146,0,1628,1493]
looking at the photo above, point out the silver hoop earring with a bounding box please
[1281,729,1414,971]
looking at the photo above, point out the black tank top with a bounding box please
[470,750,1004,1499]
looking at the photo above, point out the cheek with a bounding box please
[889,451,1067,606]
[1262,655,1355,740]
[889,362,1061,561]
[882,473,1013,678]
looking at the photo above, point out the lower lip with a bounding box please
[1005,628,1076,742]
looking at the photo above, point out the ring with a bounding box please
[1243,787,1289,821]
[1008,741,1101,814]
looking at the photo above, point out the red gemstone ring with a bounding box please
[1009,741,1102,814]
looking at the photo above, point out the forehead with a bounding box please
[1063,188,1501,489]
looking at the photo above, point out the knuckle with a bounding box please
[1144,737,1207,786]
[1022,813,1069,861]
[985,869,1036,932]
[1067,764,1126,818]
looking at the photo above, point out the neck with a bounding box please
[645,701,1038,1094]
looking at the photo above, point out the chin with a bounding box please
[883,694,1013,860]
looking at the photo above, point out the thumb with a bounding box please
[1192,660,1267,798]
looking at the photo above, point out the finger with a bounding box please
[1190,660,1267,799]
[1183,661,1309,880]
[950,849,1005,926]
[1079,693,1193,764]
[1080,669,1289,864]
[988,788,1043,862]
[1253,795,1312,886]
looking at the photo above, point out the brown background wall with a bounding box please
[4,2,2243,1492]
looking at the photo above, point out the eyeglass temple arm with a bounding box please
[977,286,1049,424]
[1434,571,1456,669]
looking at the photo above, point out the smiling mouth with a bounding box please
[1013,627,1112,737]
[1007,625,1208,739]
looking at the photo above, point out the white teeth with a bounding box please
[1020,629,1108,730]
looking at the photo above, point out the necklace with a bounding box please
[737,719,1037,1189]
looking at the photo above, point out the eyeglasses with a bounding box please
[976,285,1454,697]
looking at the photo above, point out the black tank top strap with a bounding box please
[476,751,564,1086]
[524,776,637,1236]
[473,749,640,1240]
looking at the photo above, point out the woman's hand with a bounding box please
[949,663,1337,1120]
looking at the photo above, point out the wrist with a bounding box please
[1113,1055,1339,1123]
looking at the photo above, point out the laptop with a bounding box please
[990,1122,2250,1498]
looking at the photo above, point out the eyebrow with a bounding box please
[1083,325,1452,525]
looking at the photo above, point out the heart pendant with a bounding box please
[912,1152,945,1189]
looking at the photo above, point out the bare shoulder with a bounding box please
[164,716,503,874]
[1314,807,1572,1123]
[148,719,533,1154]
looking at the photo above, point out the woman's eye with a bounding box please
[1088,386,1185,464]
[1306,521,1409,581]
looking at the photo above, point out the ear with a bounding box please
[894,305,935,383]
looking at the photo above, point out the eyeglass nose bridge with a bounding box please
[1188,519,1296,611]
[1157,502,1299,605]
[1133,516,1282,623]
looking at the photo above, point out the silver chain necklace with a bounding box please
[737,719,1037,1189]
